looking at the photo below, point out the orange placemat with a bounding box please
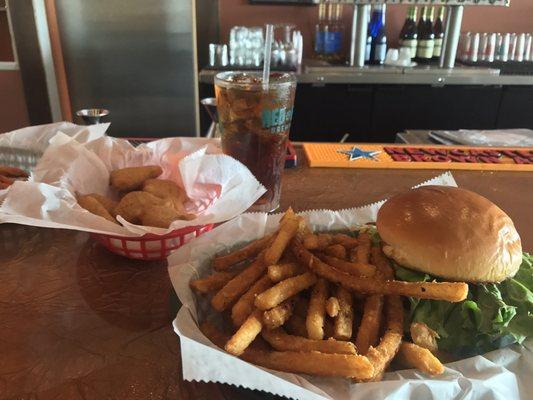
[303,143,533,171]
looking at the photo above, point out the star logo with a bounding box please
[337,146,382,161]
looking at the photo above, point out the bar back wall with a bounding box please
[219,0,533,58]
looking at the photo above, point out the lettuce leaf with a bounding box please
[396,253,533,356]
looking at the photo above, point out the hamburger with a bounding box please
[375,186,532,356]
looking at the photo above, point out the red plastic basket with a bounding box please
[90,224,214,261]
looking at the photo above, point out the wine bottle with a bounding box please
[433,7,445,60]
[416,6,435,64]
[314,1,326,59]
[399,6,418,59]
[369,4,387,65]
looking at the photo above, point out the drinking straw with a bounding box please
[262,24,274,90]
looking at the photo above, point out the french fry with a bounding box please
[264,214,300,265]
[324,244,347,260]
[306,278,329,339]
[318,254,377,277]
[190,270,240,294]
[213,234,275,271]
[410,322,439,353]
[396,342,445,375]
[255,272,317,311]
[355,295,384,355]
[370,245,394,280]
[225,309,263,356]
[303,233,332,250]
[262,328,357,355]
[292,239,468,302]
[333,286,353,341]
[325,296,340,318]
[356,232,371,264]
[332,233,358,249]
[267,262,305,283]
[364,295,404,381]
[296,216,312,238]
[285,314,308,337]
[201,315,373,379]
[231,275,273,326]
[279,207,296,225]
[263,299,294,330]
[211,251,268,312]
[241,349,374,380]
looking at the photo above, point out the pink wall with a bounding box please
[219,0,533,59]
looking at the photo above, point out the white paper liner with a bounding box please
[167,172,533,400]
[0,121,109,153]
[0,127,265,237]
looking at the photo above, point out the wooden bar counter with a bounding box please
[0,147,531,399]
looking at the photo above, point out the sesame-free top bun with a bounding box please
[376,186,522,283]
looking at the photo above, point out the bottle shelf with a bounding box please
[344,0,508,6]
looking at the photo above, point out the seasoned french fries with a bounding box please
[211,251,268,312]
[231,275,273,327]
[333,286,353,341]
[325,296,340,318]
[267,262,304,283]
[195,211,455,384]
[262,328,357,355]
[364,295,404,381]
[190,270,240,294]
[356,295,384,355]
[255,272,317,311]
[241,348,374,380]
[213,234,275,271]
[264,214,300,265]
[303,233,332,250]
[263,300,294,330]
[318,254,377,277]
[371,245,395,280]
[225,309,263,356]
[356,232,372,264]
[293,240,468,302]
[306,278,329,340]
[324,244,347,260]
[332,233,358,249]
[397,342,445,375]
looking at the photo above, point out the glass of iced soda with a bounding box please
[214,72,297,212]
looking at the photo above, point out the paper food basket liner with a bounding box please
[167,172,533,400]
[0,123,266,237]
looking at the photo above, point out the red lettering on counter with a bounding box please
[390,154,411,162]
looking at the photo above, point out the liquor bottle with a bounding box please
[399,6,418,59]
[314,1,326,59]
[333,2,345,62]
[369,4,387,65]
[365,6,372,63]
[416,6,435,64]
[433,7,445,60]
[323,1,343,63]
